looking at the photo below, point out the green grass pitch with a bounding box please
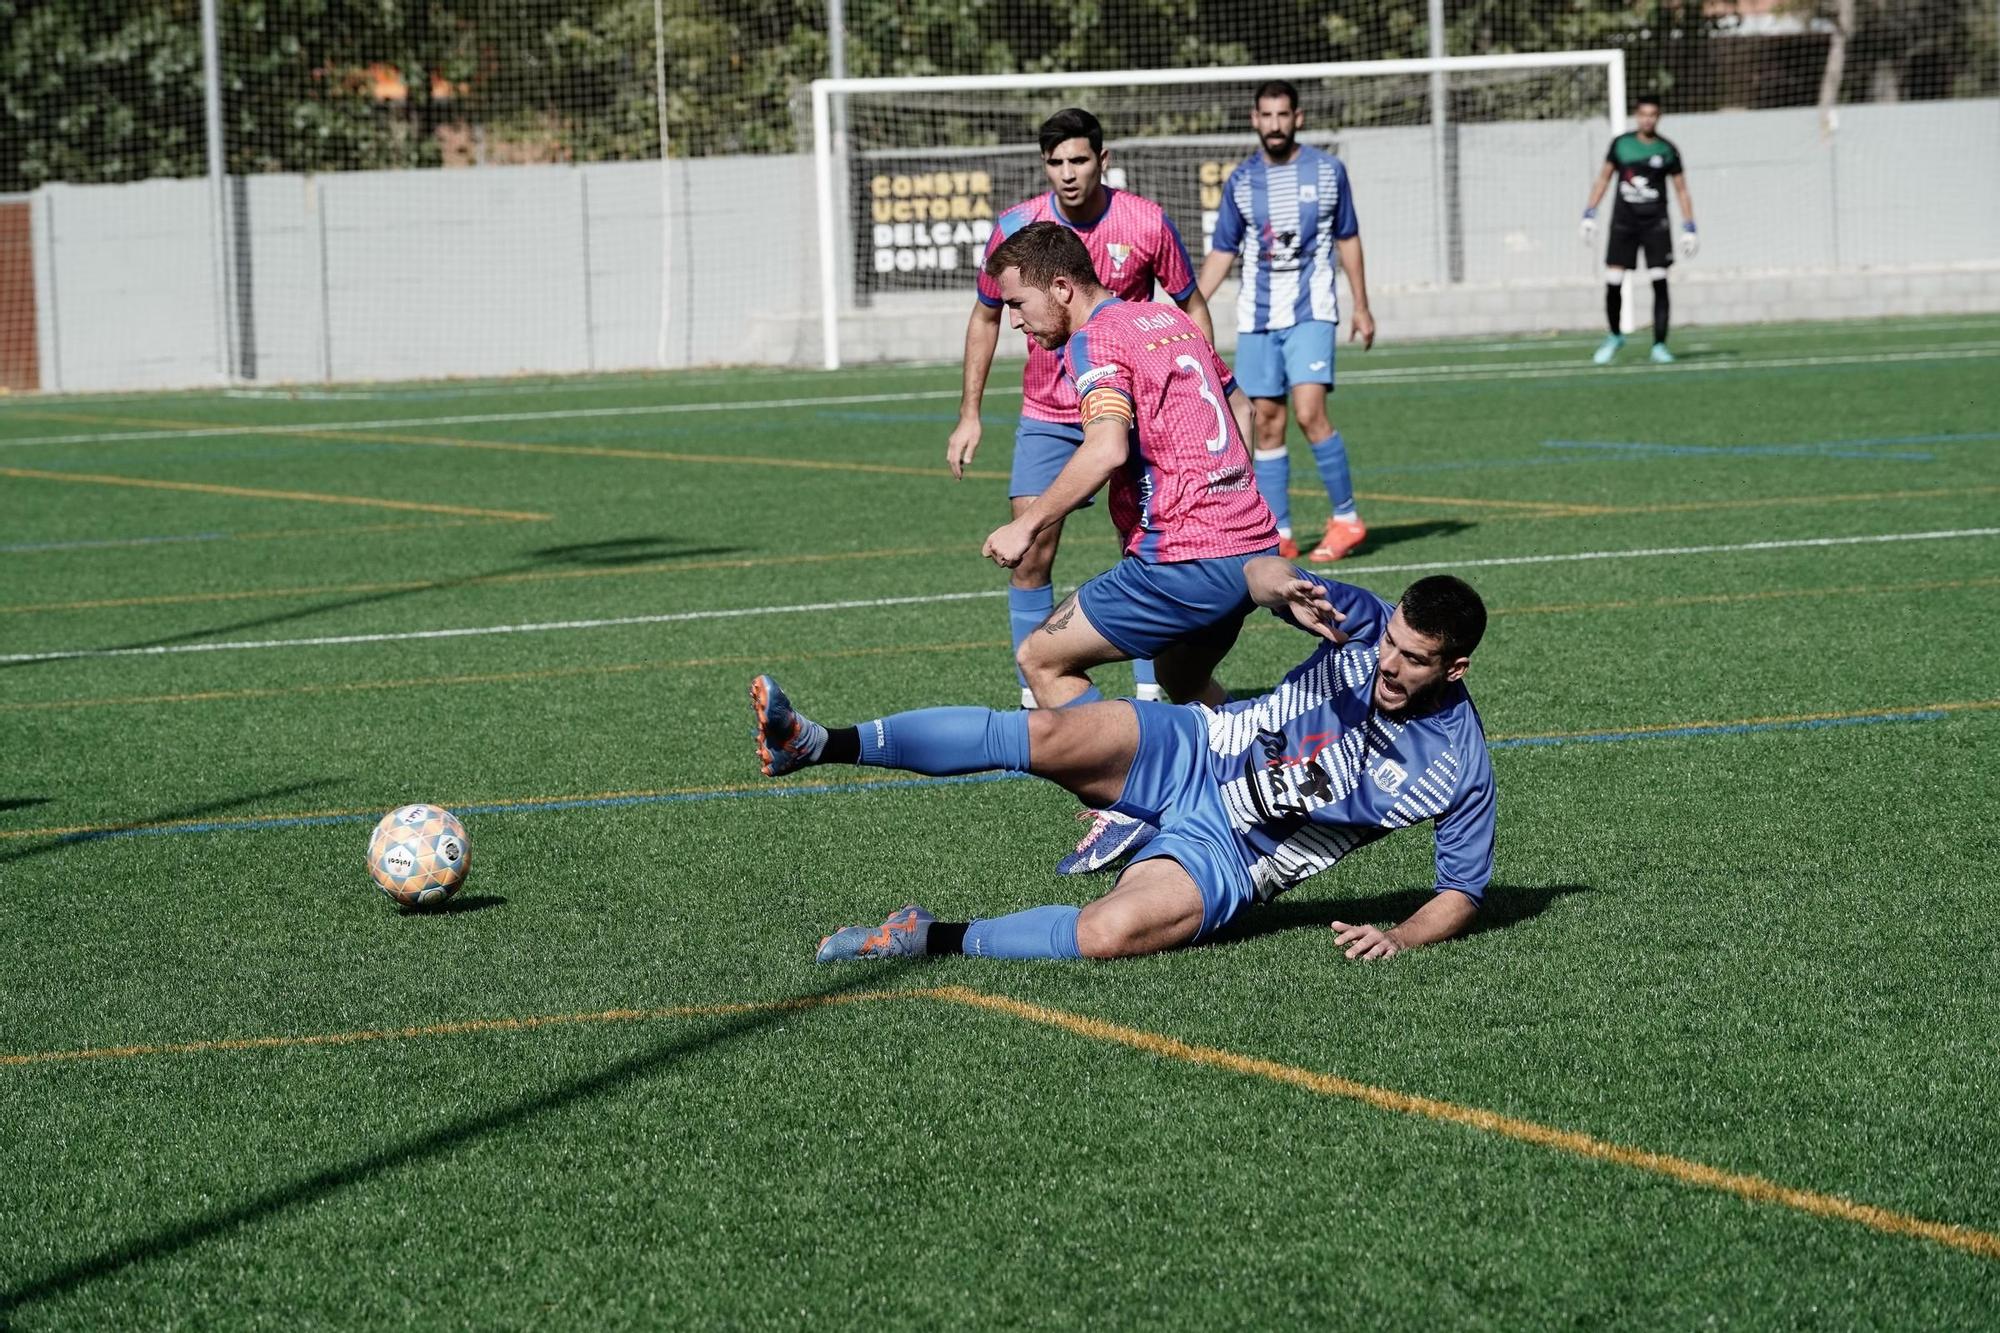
[2,317,1998,1328]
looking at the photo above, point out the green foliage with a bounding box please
[2,0,1994,189]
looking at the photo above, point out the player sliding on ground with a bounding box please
[751,564,1494,964]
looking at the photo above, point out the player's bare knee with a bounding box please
[1075,898,1148,959]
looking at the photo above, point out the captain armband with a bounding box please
[1079,385,1135,427]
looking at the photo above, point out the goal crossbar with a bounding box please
[811,51,1627,367]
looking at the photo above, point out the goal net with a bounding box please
[811,53,1623,368]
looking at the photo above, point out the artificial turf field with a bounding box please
[1,314,1997,1329]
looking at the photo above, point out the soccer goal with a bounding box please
[810,51,1626,369]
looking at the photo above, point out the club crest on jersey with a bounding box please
[1298,184,1318,202]
[1649,155,1664,167]
[1105,242,1132,272]
[1370,758,1408,797]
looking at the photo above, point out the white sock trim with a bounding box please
[1253,447,1289,462]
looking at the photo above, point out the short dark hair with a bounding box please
[1398,575,1487,659]
[1039,107,1104,155]
[1635,93,1663,110]
[984,219,1098,291]
[1254,79,1300,111]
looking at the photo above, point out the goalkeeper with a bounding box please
[1580,95,1698,365]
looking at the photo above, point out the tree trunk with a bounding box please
[1816,0,1853,137]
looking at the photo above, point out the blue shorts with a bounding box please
[1074,547,1278,660]
[1234,322,1336,400]
[1010,418,1093,506]
[1111,701,1259,940]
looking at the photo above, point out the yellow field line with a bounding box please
[4,981,1994,1262]
[1573,483,2000,519]
[927,987,2000,1263]
[1350,489,1611,516]
[0,466,550,522]
[0,990,911,1068]
[0,517,513,557]
[1492,574,2000,618]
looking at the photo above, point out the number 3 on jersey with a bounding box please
[1174,353,1229,453]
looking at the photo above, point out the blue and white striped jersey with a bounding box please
[1210,145,1359,333]
[1200,577,1494,902]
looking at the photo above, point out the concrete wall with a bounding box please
[19,99,2000,390]
[28,155,818,392]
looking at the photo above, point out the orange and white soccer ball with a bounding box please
[367,803,472,908]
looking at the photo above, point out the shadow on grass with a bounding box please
[0,963,919,1319]
[0,779,339,868]
[1348,519,1475,554]
[1209,882,1590,950]
[398,893,506,917]
[0,533,740,671]
[0,797,51,814]
[529,536,742,566]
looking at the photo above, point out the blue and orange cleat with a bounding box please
[1056,808,1158,875]
[751,674,827,777]
[815,904,935,962]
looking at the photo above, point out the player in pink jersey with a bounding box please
[946,108,1211,710]
[981,220,1279,872]
[982,220,1277,705]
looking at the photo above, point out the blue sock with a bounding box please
[1132,658,1157,690]
[855,707,1030,774]
[1309,432,1357,519]
[1006,584,1054,688]
[1252,448,1292,534]
[962,904,1082,959]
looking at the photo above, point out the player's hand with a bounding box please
[1330,920,1401,961]
[1278,578,1348,643]
[1678,222,1699,259]
[946,417,983,480]
[1579,209,1597,244]
[982,520,1034,569]
[1348,306,1376,350]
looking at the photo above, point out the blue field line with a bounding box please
[8,709,1958,850]
[1489,709,1945,751]
[1543,431,2000,462]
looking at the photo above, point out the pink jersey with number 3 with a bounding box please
[1062,299,1278,563]
[978,189,1199,423]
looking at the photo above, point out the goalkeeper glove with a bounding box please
[1678,221,1699,259]
[1579,208,1597,244]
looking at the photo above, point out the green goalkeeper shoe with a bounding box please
[1650,342,1676,364]
[1592,334,1625,365]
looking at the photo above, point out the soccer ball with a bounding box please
[367,803,472,908]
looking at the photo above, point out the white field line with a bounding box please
[7,342,2000,450]
[4,528,1994,665]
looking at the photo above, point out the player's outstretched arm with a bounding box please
[983,416,1128,568]
[949,300,1003,479]
[1331,889,1478,962]
[1244,556,1346,642]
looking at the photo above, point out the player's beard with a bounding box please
[1262,128,1296,158]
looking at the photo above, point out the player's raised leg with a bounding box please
[1015,589,1126,709]
[751,673,1136,802]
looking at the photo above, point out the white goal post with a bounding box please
[811,51,1627,370]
